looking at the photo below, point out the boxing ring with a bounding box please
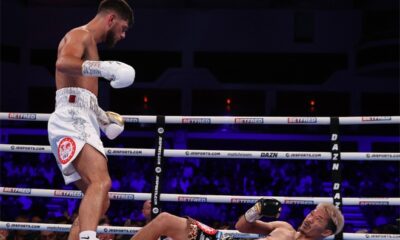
[0,112,399,240]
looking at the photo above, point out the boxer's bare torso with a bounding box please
[56,26,99,95]
[259,226,297,240]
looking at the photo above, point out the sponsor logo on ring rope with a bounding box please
[8,113,37,120]
[182,118,211,124]
[365,234,400,239]
[3,187,31,194]
[10,145,46,151]
[231,198,257,204]
[46,226,71,232]
[103,227,137,234]
[54,190,83,197]
[107,149,143,155]
[123,117,140,123]
[261,152,278,158]
[359,201,389,206]
[109,192,135,200]
[287,117,317,124]
[226,152,255,157]
[234,117,264,124]
[285,153,322,158]
[361,116,392,122]
[5,222,40,230]
[177,196,207,202]
[185,151,221,157]
[284,200,315,205]
[366,153,400,159]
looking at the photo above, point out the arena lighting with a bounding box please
[224,98,232,113]
[309,99,316,113]
[143,95,149,110]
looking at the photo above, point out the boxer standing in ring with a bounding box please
[48,1,134,239]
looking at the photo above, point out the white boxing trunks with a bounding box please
[48,87,107,184]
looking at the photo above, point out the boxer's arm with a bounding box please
[235,217,292,235]
[56,29,93,76]
[81,60,135,88]
[235,199,284,235]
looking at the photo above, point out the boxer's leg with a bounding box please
[69,169,111,240]
[130,212,187,240]
[68,215,81,240]
[72,144,111,240]
[68,179,88,240]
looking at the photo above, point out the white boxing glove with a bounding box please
[98,111,125,140]
[82,60,135,88]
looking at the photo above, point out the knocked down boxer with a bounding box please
[130,199,344,240]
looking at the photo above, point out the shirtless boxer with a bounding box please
[129,199,344,240]
[47,1,134,240]
[236,200,344,240]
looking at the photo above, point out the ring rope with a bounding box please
[2,128,400,145]
[1,187,399,205]
[1,144,399,161]
[1,114,399,238]
[1,112,400,125]
[0,221,399,240]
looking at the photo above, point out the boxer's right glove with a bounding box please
[82,60,135,88]
[244,198,281,223]
[98,111,125,140]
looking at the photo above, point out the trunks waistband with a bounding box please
[55,87,100,114]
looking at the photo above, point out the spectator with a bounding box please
[0,229,9,240]
[141,200,152,224]
[98,217,115,240]
[39,230,56,240]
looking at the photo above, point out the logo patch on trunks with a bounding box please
[194,220,218,235]
[58,137,76,164]
[69,95,76,103]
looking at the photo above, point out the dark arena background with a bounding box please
[1,0,399,239]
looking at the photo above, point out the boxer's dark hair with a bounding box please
[98,0,133,26]
[326,218,337,235]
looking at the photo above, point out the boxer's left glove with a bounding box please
[82,60,135,88]
[98,111,125,140]
[244,198,281,223]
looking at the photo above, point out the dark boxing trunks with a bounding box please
[187,217,224,240]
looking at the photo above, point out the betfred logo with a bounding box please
[182,118,211,124]
[8,113,36,120]
[361,116,392,122]
[231,198,257,204]
[284,200,314,205]
[109,193,134,200]
[58,137,76,164]
[359,201,389,206]
[287,117,317,124]
[178,196,207,202]
[234,118,264,124]
[3,187,31,194]
[54,190,83,198]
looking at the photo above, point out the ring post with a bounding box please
[330,117,343,240]
[151,115,166,220]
